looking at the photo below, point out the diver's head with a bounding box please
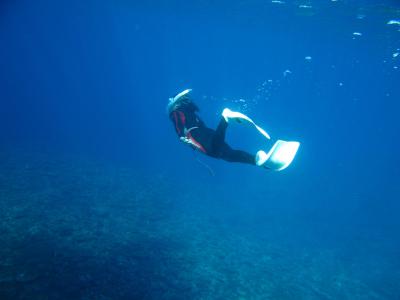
[167,89,198,114]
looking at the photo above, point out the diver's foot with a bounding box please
[222,108,232,122]
[255,150,269,167]
[255,140,300,171]
[222,108,242,123]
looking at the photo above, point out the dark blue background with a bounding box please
[1,0,399,297]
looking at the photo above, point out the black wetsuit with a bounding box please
[170,104,255,165]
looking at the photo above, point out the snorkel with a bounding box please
[167,89,192,114]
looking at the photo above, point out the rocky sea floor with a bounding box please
[0,151,399,299]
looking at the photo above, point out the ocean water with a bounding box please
[1,0,399,299]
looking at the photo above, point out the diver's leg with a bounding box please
[209,117,229,157]
[219,143,255,165]
[213,117,228,146]
[210,117,231,155]
[210,118,254,164]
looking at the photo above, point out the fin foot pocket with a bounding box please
[256,140,300,171]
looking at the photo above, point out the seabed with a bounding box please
[0,150,398,299]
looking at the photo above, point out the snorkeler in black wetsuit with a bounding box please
[168,89,255,165]
[168,89,300,171]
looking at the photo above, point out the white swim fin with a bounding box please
[256,140,300,171]
[222,108,270,140]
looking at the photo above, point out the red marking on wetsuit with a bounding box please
[174,110,206,153]
[178,111,186,125]
[187,132,206,153]
[173,112,181,135]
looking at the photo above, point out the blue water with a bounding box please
[1,1,399,299]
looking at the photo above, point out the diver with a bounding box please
[168,89,300,171]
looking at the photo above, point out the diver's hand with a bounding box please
[180,136,201,150]
[180,136,193,145]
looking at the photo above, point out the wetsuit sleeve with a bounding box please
[170,111,186,138]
